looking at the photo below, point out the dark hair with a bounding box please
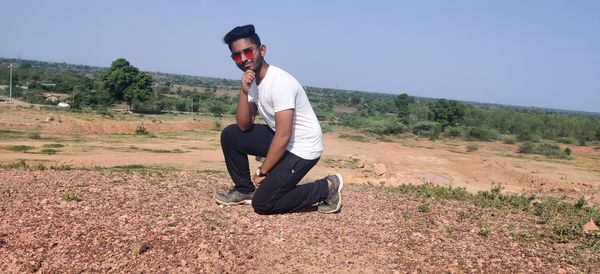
[223,24,261,49]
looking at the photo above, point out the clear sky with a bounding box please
[1,0,598,112]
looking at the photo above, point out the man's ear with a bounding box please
[260,44,267,56]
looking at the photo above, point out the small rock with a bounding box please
[213,266,224,274]
[373,164,387,176]
[529,199,542,206]
[88,187,102,193]
[583,219,599,234]
[355,161,365,168]
[131,242,149,255]
[558,268,567,274]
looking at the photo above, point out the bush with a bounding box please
[536,143,568,159]
[7,145,34,152]
[564,147,571,156]
[503,137,516,144]
[444,126,463,138]
[557,137,578,145]
[40,148,58,155]
[28,132,42,140]
[517,131,540,142]
[518,142,535,154]
[466,143,479,152]
[366,119,407,135]
[464,127,498,141]
[517,142,570,159]
[412,121,441,137]
[135,124,149,135]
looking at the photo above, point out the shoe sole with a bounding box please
[214,198,252,206]
[319,173,344,214]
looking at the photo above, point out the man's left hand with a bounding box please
[252,175,266,187]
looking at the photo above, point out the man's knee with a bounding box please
[220,124,240,143]
[252,198,276,215]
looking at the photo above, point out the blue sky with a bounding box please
[1,0,598,112]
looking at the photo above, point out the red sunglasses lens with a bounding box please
[243,48,255,59]
[231,53,242,62]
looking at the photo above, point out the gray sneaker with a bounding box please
[214,188,254,206]
[318,174,344,214]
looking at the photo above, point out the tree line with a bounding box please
[1,58,599,143]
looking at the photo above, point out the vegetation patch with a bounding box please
[111,164,149,171]
[62,192,80,202]
[518,142,571,159]
[43,143,65,148]
[464,127,498,141]
[28,132,42,140]
[135,124,150,135]
[466,143,479,152]
[141,148,185,153]
[0,159,29,169]
[0,129,26,140]
[323,158,360,169]
[198,169,225,175]
[338,133,368,142]
[6,145,34,152]
[371,183,600,250]
[39,148,59,155]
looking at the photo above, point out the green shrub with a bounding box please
[7,145,34,152]
[465,127,498,141]
[339,134,367,142]
[518,142,535,154]
[503,137,516,144]
[412,121,441,137]
[444,126,463,138]
[40,148,58,155]
[564,147,571,156]
[517,142,569,159]
[466,143,479,152]
[96,108,114,117]
[63,192,80,202]
[43,143,64,148]
[366,120,407,135]
[557,137,578,145]
[536,143,568,159]
[135,124,149,135]
[28,132,42,140]
[517,131,539,142]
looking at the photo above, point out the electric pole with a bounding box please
[8,64,13,104]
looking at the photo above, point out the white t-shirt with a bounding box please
[248,65,323,160]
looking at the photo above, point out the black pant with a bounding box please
[220,124,329,214]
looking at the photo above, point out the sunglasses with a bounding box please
[230,46,259,63]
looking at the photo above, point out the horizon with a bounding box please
[1,56,599,115]
[1,1,598,113]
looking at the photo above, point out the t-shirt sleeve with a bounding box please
[247,82,258,103]
[272,78,297,112]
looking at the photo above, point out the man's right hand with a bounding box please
[241,70,256,94]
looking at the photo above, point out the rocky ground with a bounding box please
[1,170,598,273]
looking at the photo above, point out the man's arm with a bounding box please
[236,91,257,131]
[257,109,294,175]
[236,70,257,131]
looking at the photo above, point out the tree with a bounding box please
[394,93,414,120]
[428,99,466,129]
[102,58,153,110]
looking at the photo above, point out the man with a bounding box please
[214,24,343,214]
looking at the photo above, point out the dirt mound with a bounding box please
[1,170,596,272]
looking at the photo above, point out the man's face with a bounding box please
[229,38,266,72]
